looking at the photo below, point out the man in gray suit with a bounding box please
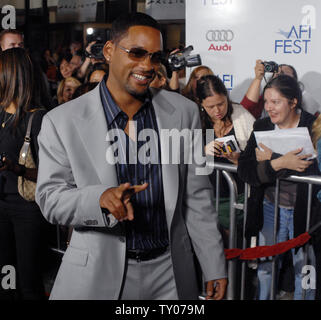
[36,12,227,300]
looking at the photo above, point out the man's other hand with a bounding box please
[206,278,228,300]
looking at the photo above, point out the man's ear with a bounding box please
[103,41,114,63]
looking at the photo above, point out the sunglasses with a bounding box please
[118,45,165,64]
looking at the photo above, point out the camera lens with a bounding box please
[265,65,272,72]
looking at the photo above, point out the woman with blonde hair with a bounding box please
[56,76,81,105]
[182,65,214,102]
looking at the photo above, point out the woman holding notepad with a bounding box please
[238,74,320,300]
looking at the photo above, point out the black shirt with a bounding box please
[0,109,46,211]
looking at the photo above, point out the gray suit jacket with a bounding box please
[35,85,226,300]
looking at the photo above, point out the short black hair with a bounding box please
[111,12,161,43]
[263,74,302,110]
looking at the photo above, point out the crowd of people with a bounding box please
[0,11,321,301]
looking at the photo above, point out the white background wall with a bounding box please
[186,0,321,110]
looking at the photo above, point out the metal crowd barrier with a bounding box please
[212,162,321,300]
[50,162,321,300]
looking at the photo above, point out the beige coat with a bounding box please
[231,103,256,151]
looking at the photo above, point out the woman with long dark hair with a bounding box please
[0,48,48,300]
[238,75,319,300]
[196,75,255,243]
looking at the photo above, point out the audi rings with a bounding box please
[206,30,234,42]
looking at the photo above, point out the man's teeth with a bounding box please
[133,74,147,80]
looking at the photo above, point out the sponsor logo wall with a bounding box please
[186,0,321,108]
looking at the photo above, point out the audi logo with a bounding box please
[206,30,234,42]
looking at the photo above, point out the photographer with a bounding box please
[241,60,320,119]
[77,41,106,81]
[166,46,206,97]
[0,48,48,300]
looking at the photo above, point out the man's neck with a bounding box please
[106,80,145,120]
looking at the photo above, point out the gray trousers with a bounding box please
[119,248,178,300]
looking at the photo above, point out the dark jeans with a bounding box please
[0,206,49,300]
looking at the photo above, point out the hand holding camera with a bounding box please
[205,139,240,164]
[85,40,104,60]
[254,60,265,81]
[168,45,202,71]
[261,60,279,74]
[205,140,224,157]
[206,139,238,156]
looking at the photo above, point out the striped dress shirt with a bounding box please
[99,79,169,250]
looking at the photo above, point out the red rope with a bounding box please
[224,232,311,260]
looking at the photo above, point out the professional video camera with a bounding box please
[262,61,279,73]
[168,45,202,71]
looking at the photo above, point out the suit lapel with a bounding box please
[151,89,181,230]
[73,86,118,187]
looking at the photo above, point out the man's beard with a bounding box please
[125,84,149,101]
[125,72,155,101]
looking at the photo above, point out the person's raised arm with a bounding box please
[241,60,265,119]
[77,41,96,79]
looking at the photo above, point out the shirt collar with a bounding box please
[99,75,152,126]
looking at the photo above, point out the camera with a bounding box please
[168,46,202,71]
[0,153,6,168]
[85,36,106,60]
[262,61,279,73]
[221,140,237,154]
[90,43,104,60]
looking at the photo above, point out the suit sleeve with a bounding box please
[183,106,227,282]
[35,114,110,227]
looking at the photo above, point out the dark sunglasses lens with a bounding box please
[128,48,148,59]
[151,52,164,64]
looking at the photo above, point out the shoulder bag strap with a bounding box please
[20,112,37,166]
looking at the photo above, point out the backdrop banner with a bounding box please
[146,0,185,20]
[57,0,97,23]
[186,0,320,112]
